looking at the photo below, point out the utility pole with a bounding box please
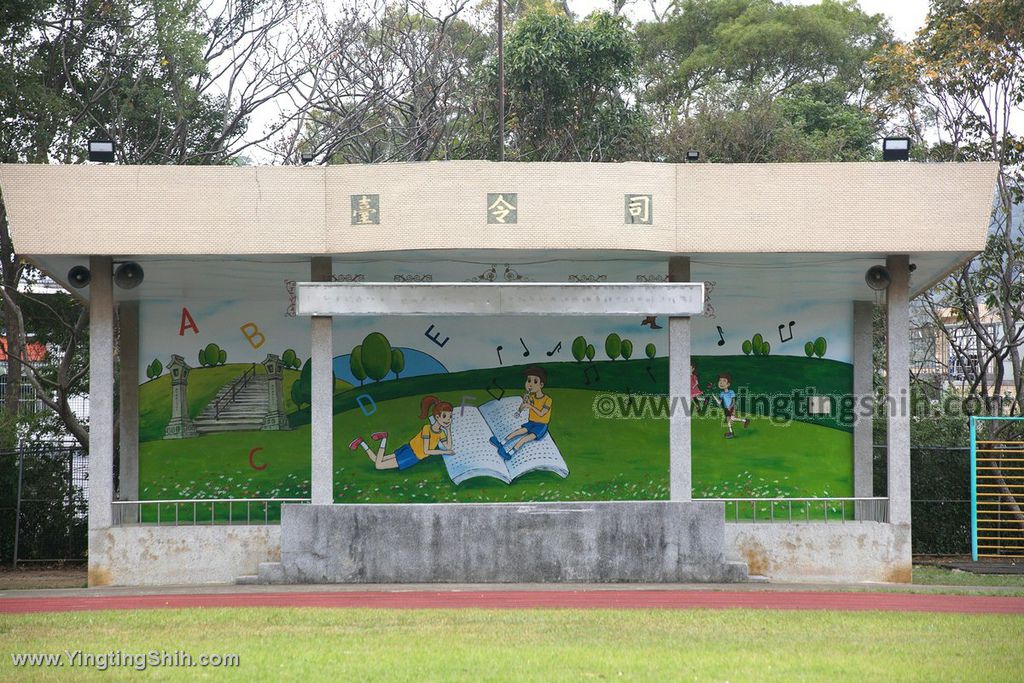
[497,0,505,162]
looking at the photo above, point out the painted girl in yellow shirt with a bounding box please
[349,395,454,470]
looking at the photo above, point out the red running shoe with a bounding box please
[372,432,388,441]
[348,437,364,450]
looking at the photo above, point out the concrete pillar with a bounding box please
[668,256,692,501]
[886,256,912,529]
[310,256,333,505]
[117,300,139,505]
[88,256,115,532]
[852,300,874,519]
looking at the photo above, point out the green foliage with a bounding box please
[361,332,392,382]
[571,336,587,362]
[390,348,405,379]
[604,333,622,360]
[742,339,752,356]
[350,346,366,386]
[751,333,763,356]
[645,343,656,359]
[291,359,312,409]
[620,339,633,360]
[281,349,300,369]
[814,336,827,358]
[585,344,596,361]
[804,341,815,357]
[146,358,163,380]
[199,342,224,367]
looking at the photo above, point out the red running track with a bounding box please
[2,590,1024,615]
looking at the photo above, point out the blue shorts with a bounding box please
[394,444,420,470]
[521,421,549,441]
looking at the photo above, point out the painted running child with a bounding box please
[490,365,552,461]
[349,395,455,470]
[713,372,749,439]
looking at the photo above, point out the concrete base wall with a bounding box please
[726,522,912,583]
[88,526,281,587]
[278,501,747,583]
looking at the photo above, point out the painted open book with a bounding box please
[445,396,569,485]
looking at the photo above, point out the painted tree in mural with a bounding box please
[586,344,596,362]
[198,343,227,367]
[620,339,633,360]
[145,358,163,381]
[350,346,366,386]
[645,343,656,359]
[361,333,392,382]
[390,348,405,379]
[571,336,587,362]
[605,333,622,360]
[281,349,301,369]
[813,336,828,358]
[804,341,815,357]
[291,359,312,409]
[742,340,752,355]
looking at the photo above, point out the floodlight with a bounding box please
[865,265,891,291]
[113,262,144,289]
[67,265,91,288]
[882,137,910,161]
[88,140,116,163]
[685,150,700,162]
[300,151,315,164]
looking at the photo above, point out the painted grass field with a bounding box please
[138,387,852,508]
[2,608,1022,681]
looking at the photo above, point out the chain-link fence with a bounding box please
[0,444,88,566]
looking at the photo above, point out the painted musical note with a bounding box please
[778,321,796,343]
[716,326,726,346]
[496,345,504,365]
[424,324,450,348]
[583,364,601,386]
[641,316,662,330]
[519,337,530,357]
[546,341,562,357]
[486,378,505,401]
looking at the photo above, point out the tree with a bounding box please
[637,0,890,163]
[390,348,406,379]
[282,349,299,369]
[571,335,587,362]
[742,339,753,356]
[751,333,764,356]
[361,332,392,382]
[198,343,225,367]
[605,333,622,360]
[291,359,312,409]
[645,343,656,359]
[146,358,163,381]
[814,336,828,359]
[585,344,596,361]
[804,341,815,357]
[350,345,366,386]
[620,339,633,360]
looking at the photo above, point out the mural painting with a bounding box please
[137,257,855,511]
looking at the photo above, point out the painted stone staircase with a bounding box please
[194,373,269,433]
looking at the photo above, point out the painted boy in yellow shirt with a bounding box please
[490,365,552,461]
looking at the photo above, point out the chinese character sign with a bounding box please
[625,194,652,224]
[487,193,518,224]
[351,194,380,225]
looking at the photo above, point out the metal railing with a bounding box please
[113,498,309,526]
[698,497,889,523]
[970,416,1024,560]
[213,363,258,419]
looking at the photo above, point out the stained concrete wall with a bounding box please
[88,526,280,587]
[279,502,747,583]
[726,522,912,583]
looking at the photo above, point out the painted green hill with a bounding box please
[289,354,853,432]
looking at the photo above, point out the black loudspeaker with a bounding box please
[865,265,892,291]
[67,265,91,288]
[114,262,144,289]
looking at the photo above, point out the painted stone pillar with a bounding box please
[163,354,198,439]
[310,256,334,505]
[852,300,874,519]
[669,256,693,501]
[261,353,290,431]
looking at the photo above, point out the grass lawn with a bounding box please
[2,608,1021,681]
[139,387,851,507]
[914,566,1024,588]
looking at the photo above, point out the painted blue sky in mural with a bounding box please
[332,347,448,385]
